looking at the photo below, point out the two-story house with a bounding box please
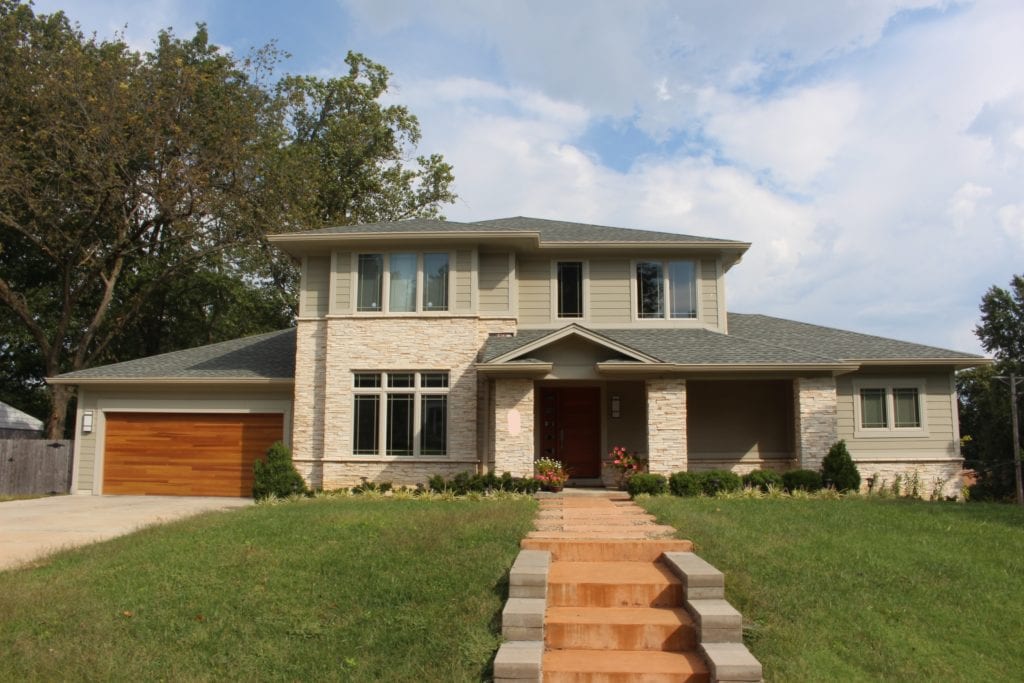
[52,217,986,497]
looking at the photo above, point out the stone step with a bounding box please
[546,606,697,651]
[522,538,693,562]
[543,649,709,682]
[526,530,676,540]
[548,561,683,607]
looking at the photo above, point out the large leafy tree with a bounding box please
[0,2,455,437]
[960,275,1024,499]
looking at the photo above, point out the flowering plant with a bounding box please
[608,446,646,480]
[534,457,569,490]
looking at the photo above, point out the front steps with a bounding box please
[495,493,762,683]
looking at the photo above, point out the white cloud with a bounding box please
[948,183,993,233]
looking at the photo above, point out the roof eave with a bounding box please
[849,357,992,369]
[475,362,554,376]
[267,230,541,253]
[595,362,861,376]
[46,377,295,386]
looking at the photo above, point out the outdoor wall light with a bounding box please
[611,395,621,418]
[82,410,94,433]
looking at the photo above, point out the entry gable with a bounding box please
[483,324,660,366]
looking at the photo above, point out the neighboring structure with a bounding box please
[51,217,987,497]
[0,400,44,439]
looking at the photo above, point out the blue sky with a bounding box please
[38,0,1024,354]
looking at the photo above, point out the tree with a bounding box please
[0,2,455,437]
[961,275,1024,499]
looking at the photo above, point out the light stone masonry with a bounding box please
[858,460,965,499]
[793,376,838,470]
[645,379,687,475]
[492,378,536,478]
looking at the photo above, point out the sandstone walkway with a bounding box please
[527,489,679,540]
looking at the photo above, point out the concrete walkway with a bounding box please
[0,495,252,571]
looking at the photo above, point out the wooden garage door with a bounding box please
[103,412,284,497]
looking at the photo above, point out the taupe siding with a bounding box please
[688,380,794,461]
[589,258,631,324]
[479,252,511,312]
[518,258,551,325]
[301,254,330,317]
[455,249,473,312]
[700,259,719,329]
[837,371,958,459]
[333,251,352,312]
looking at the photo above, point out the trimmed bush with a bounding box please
[427,471,540,494]
[699,469,743,496]
[669,471,703,497]
[627,473,668,497]
[821,440,861,492]
[743,469,784,492]
[783,469,823,492]
[252,441,308,499]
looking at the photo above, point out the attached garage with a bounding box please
[103,412,285,497]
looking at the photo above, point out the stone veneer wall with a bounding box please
[856,460,965,499]
[793,376,838,470]
[492,378,536,478]
[292,316,516,489]
[645,379,687,475]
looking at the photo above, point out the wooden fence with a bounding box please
[0,439,73,495]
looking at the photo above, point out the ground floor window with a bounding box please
[353,371,449,456]
[854,380,925,433]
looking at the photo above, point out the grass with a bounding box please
[0,494,48,503]
[640,495,1024,681]
[0,495,536,682]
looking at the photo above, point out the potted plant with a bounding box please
[534,457,569,492]
[608,446,646,489]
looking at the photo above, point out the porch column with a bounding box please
[646,379,687,475]
[492,378,535,478]
[793,377,838,470]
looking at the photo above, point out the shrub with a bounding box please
[699,469,743,496]
[669,471,703,497]
[252,441,308,499]
[627,473,667,497]
[351,481,393,495]
[743,469,784,492]
[820,440,861,492]
[426,471,539,495]
[783,469,823,492]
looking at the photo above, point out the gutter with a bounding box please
[46,377,295,386]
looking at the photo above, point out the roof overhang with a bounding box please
[850,358,992,370]
[486,325,661,365]
[46,377,294,386]
[594,361,861,376]
[475,362,554,377]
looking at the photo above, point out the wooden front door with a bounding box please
[539,387,601,478]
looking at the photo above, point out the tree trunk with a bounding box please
[46,383,73,440]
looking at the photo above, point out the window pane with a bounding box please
[557,262,584,318]
[668,260,697,319]
[860,388,887,428]
[636,261,664,318]
[389,253,417,312]
[387,372,414,388]
[353,395,379,454]
[423,253,449,311]
[420,395,447,455]
[386,394,414,455]
[357,254,383,311]
[421,372,449,388]
[894,388,921,428]
[354,373,381,388]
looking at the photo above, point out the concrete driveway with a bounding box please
[0,495,253,571]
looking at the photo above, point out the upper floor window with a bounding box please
[854,379,927,436]
[356,252,450,313]
[636,259,697,319]
[557,261,584,318]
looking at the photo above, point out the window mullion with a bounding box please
[663,261,670,320]
[379,375,387,456]
[413,376,422,457]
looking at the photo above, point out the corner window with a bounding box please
[854,380,926,435]
[557,261,584,318]
[356,252,450,314]
[636,259,697,320]
[352,371,449,457]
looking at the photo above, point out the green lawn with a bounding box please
[640,495,1024,681]
[0,495,536,682]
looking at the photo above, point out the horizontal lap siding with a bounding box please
[103,413,284,497]
[700,259,719,329]
[518,258,550,325]
[589,259,631,324]
[455,249,473,312]
[478,252,510,312]
[334,251,351,312]
[302,254,331,317]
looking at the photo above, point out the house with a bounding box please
[0,400,44,439]
[50,217,987,497]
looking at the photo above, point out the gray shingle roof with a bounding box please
[53,329,296,381]
[283,216,744,245]
[0,401,44,431]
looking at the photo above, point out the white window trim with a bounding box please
[350,251,455,316]
[550,259,590,322]
[852,378,929,438]
[352,370,450,458]
[629,258,702,323]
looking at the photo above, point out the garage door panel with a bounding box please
[103,412,284,497]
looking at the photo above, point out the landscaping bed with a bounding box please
[639,495,1024,680]
[0,495,536,681]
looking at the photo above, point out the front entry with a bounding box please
[539,387,601,478]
